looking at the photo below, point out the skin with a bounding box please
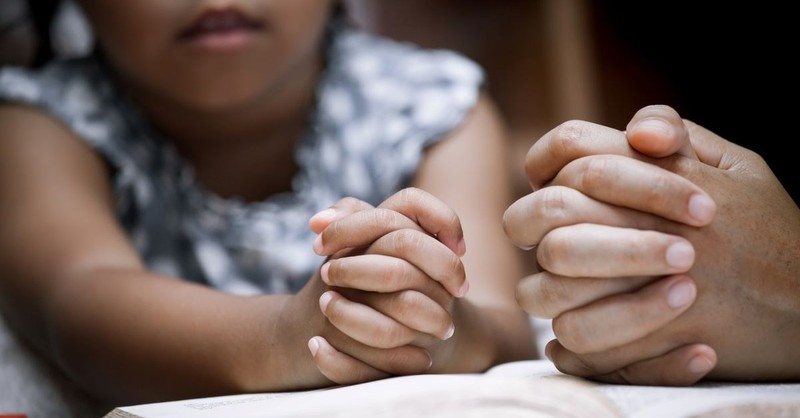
[504,105,800,385]
[0,0,535,405]
[304,187,528,383]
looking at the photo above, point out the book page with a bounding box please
[484,358,562,378]
[105,373,621,418]
[599,381,800,418]
[485,360,800,418]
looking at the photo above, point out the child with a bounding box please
[0,0,536,410]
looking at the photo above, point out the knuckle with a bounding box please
[645,173,678,209]
[384,347,430,375]
[552,120,589,154]
[580,156,616,190]
[537,230,571,274]
[564,353,601,377]
[394,290,428,317]
[552,311,594,354]
[380,257,410,286]
[515,275,545,318]
[532,274,567,319]
[536,187,573,224]
[337,196,363,210]
[386,229,423,255]
[369,208,398,228]
[397,187,427,202]
[377,323,411,348]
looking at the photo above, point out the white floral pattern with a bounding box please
[0,23,484,296]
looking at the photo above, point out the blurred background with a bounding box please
[3,0,796,221]
[1,2,794,414]
[344,1,797,207]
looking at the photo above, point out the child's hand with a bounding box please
[307,188,469,384]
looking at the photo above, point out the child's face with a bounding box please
[79,0,334,111]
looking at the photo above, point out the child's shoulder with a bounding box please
[330,25,484,95]
[0,56,115,131]
[0,55,142,173]
[316,25,486,141]
[0,56,104,102]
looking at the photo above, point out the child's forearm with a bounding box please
[37,267,320,404]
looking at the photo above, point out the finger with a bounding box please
[626,104,696,159]
[547,339,717,386]
[553,155,716,226]
[318,333,434,376]
[503,185,669,250]
[348,289,454,340]
[309,197,375,234]
[308,336,390,385]
[593,344,717,386]
[525,120,639,189]
[368,229,467,297]
[321,255,453,306]
[684,120,741,169]
[313,208,423,256]
[516,271,656,319]
[552,275,696,354]
[319,290,417,348]
[378,187,466,256]
[538,224,695,278]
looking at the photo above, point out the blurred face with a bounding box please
[79,0,335,112]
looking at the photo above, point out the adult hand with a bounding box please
[505,105,800,385]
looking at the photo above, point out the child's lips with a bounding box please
[179,8,263,50]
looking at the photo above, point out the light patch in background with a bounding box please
[51,0,93,58]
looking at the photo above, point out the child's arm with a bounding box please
[0,105,379,403]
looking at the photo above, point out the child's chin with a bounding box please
[181,89,261,113]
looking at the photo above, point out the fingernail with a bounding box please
[456,280,470,298]
[313,234,324,255]
[544,341,554,361]
[667,279,696,309]
[426,353,433,369]
[320,263,331,284]
[308,337,320,357]
[688,194,716,224]
[687,355,713,374]
[442,324,455,340]
[319,291,333,311]
[634,118,673,137]
[666,242,694,270]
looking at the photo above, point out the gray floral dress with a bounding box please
[0,24,484,296]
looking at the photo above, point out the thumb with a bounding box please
[626,105,698,160]
[683,120,741,170]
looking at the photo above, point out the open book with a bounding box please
[103,360,800,418]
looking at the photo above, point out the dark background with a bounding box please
[593,2,797,202]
